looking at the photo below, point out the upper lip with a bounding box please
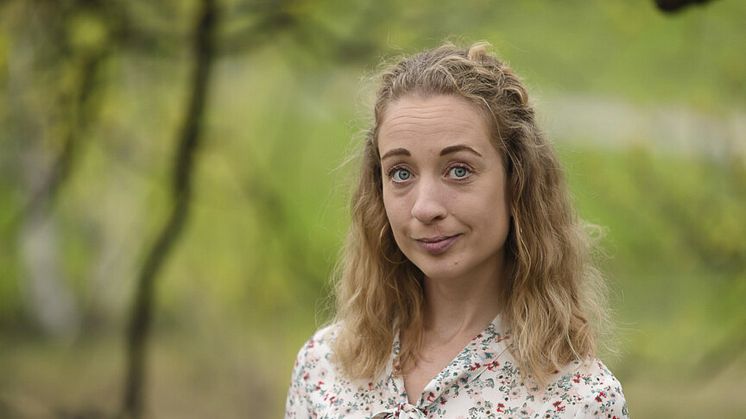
[415,234,459,243]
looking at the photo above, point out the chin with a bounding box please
[413,261,465,281]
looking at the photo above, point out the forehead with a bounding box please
[378,94,492,151]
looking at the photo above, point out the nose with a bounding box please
[410,179,447,224]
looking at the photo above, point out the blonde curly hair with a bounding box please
[332,41,608,385]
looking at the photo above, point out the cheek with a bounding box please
[382,190,409,226]
[382,189,394,223]
[492,196,511,244]
[382,197,408,250]
[471,188,510,237]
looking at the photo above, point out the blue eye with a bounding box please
[448,166,471,179]
[391,168,412,182]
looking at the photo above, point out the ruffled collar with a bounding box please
[374,315,511,418]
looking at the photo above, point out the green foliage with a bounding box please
[560,145,746,376]
[1,0,745,417]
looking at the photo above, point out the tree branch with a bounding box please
[120,0,218,417]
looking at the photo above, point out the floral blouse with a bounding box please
[285,316,628,418]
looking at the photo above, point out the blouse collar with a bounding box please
[379,314,512,416]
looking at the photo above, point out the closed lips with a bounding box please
[417,235,459,243]
[414,234,461,255]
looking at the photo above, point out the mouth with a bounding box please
[415,234,461,255]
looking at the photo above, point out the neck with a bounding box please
[421,257,504,344]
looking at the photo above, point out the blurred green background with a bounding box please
[1,0,745,418]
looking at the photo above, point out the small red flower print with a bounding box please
[496,403,505,413]
[314,380,324,391]
[303,372,310,381]
[595,391,607,403]
[426,392,436,402]
[572,373,581,383]
[553,401,565,412]
[469,362,482,371]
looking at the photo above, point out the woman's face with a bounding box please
[378,94,511,283]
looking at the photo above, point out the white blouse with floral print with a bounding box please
[285,316,628,418]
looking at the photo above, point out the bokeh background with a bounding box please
[1,0,745,418]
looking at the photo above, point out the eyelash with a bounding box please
[385,164,474,183]
[387,166,412,183]
[447,164,473,180]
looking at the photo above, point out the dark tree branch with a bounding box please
[4,0,112,234]
[15,49,107,222]
[110,0,185,59]
[120,0,218,418]
[217,0,382,62]
[218,9,297,57]
[655,0,716,13]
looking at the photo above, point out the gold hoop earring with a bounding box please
[379,223,405,265]
[378,223,390,243]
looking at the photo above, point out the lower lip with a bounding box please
[417,235,460,255]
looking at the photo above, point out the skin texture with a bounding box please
[378,94,511,402]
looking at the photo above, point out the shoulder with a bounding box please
[297,323,338,356]
[285,325,340,418]
[549,358,629,418]
[312,322,339,343]
[291,323,339,375]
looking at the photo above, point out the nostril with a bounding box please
[411,200,447,223]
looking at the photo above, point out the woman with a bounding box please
[285,42,628,418]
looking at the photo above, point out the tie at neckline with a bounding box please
[371,402,428,419]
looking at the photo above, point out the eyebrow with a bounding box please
[380,148,411,161]
[440,145,483,157]
[380,144,483,162]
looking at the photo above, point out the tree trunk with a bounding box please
[120,0,218,417]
